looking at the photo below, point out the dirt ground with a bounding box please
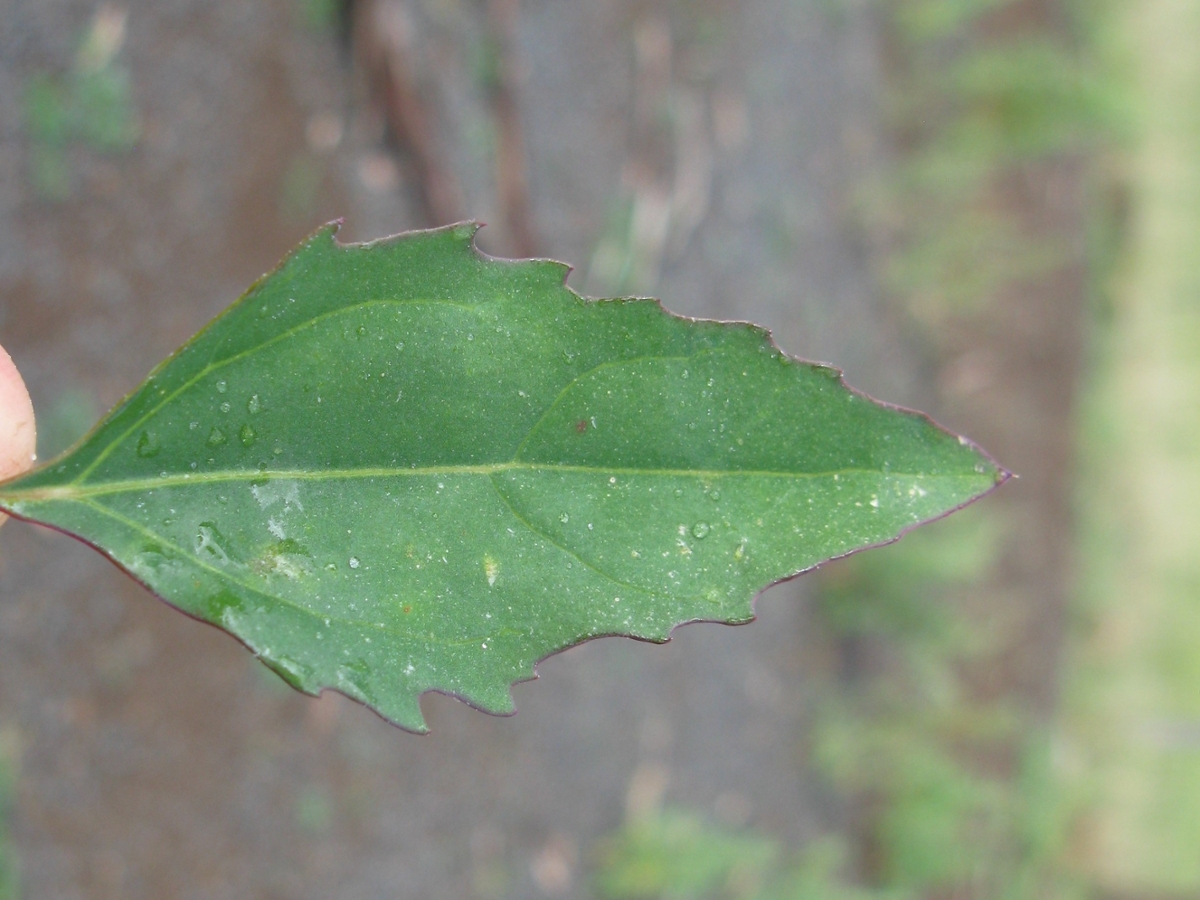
[0,1,930,897]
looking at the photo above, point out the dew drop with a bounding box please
[349,557,360,569]
[466,333,474,341]
[239,424,258,448]
[710,490,720,502]
[356,325,367,336]
[219,402,232,414]
[216,380,228,394]
[692,522,711,539]
[136,431,161,458]
[559,513,569,524]
[207,427,227,447]
[247,394,262,415]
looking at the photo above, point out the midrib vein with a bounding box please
[1,464,971,503]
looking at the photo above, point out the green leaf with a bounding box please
[0,224,1006,732]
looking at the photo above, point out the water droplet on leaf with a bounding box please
[349,557,360,569]
[692,523,711,539]
[216,380,228,394]
[247,394,262,415]
[208,427,227,447]
[240,424,257,447]
[136,431,161,458]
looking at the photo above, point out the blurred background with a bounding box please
[0,0,1194,897]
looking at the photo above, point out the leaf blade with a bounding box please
[0,224,1005,731]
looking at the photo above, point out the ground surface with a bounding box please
[0,1,919,897]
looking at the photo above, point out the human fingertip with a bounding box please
[0,343,37,487]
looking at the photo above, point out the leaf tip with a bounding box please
[454,220,485,242]
[311,219,344,245]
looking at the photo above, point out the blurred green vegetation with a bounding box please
[861,0,1128,328]
[811,511,1085,899]
[1063,0,1200,892]
[293,784,334,835]
[294,0,340,32]
[23,7,139,200]
[0,748,18,900]
[596,810,779,899]
[596,811,896,900]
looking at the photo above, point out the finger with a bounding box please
[0,343,37,516]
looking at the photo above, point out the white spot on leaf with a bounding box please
[252,480,303,513]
